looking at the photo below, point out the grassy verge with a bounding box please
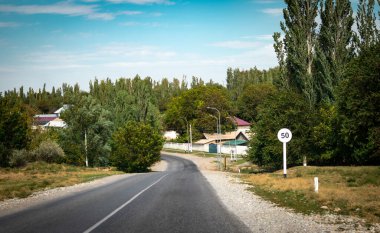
[0,162,123,201]
[241,166,380,224]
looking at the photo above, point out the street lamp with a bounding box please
[207,107,221,169]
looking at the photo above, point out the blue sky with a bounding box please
[0,0,286,92]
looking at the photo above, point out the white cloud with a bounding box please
[0,22,19,28]
[106,0,174,5]
[262,8,283,16]
[120,21,161,27]
[120,10,143,15]
[87,12,115,20]
[210,40,261,49]
[0,2,114,20]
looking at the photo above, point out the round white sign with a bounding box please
[277,128,292,143]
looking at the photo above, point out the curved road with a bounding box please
[0,154,250,233]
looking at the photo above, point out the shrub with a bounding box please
[9,149,29,167]
[33,140,65,163]
[111,122,164,173]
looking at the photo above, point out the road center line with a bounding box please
[83,173,169,233]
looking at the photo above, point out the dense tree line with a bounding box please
[248,0,380,169]
[0,76,186,171]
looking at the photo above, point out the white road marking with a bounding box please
[83,174,169,233]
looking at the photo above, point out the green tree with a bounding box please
[61,95,113,166]
[311,104,344,164]
[336,43,380,164]
[248,91,315,169]
[237,83,276,123]
[0,95,30,167]
[314,0,354,103]
[355,0,379,52]
[111,122,163,173]
[277,0,319,106]
[273,33,288,89]
[164,85,234,140]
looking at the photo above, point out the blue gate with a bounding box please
[209,144,217,153]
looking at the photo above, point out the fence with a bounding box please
[163,142,248,155]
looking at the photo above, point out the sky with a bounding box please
[0,0,287,93]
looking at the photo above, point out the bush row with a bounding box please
[9,140,65,168]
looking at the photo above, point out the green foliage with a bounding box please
[61,95,113,166]
[355,0,379,52]
[90,76,162,130]
[0,95,31,167]
[33,140,65,163]
[29,128,60,151]
[336,43,380,164]
[153,77,187,112]
[111,122,164,173]
[280,0,319,106]
[248,91,315,169]
[237,83,276,123]
[9,149,29,168]
[311,104,345,164]
[164,84,234,140]
[314,0,354,103]
[226,67,279,102]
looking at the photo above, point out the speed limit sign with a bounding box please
[278,128,292,178]
[277,128,292,143]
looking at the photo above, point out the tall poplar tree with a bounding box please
[314,0,354,103]
[273,32,288,89]
[355,0,379,51]
[278,0,319,107]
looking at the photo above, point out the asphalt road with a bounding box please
[0,154,251,233]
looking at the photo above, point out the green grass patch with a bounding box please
[0,162,122,201]
[250,186,322,215]
[242,166,380,224]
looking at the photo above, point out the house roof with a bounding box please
[203,131,249,141]
[44,118,67,128]
[34,114,58,125]
[194,138,216,145]
[54,104,70,114]
[34,114,58,118]
[232,116,251,126]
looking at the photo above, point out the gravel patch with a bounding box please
[164,151,380,233]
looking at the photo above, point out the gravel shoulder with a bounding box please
[163,151,380,233]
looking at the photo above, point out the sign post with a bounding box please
[277,128,292,178]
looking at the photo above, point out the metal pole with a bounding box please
[283,142,287,178]
[85,129,88,167]
[189,123,192,153]
[207,107,221,170]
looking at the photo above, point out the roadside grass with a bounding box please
[0,162,122,201]
[241,166,380,224]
